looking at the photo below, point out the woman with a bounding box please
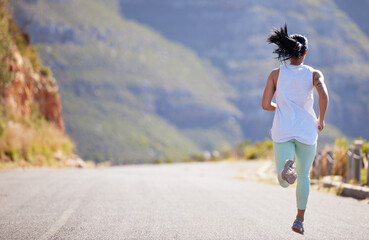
[261,24,329,235]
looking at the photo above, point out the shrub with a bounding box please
[193,153,204,162]
[241,139,273,160]
[40,66,52,77]
[0,114,75,166]
[165,158,174,163]
[154,158,164,164]
[244,145,258,159]
[0,121,4,137]
[332,138,349,176]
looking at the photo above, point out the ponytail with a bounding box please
[267,24,308,62]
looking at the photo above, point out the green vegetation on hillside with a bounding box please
[13,0,242,164]
[119,0,369,142]
[14,0,369,164]
[0,0,15,86]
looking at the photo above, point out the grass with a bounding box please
[0,110,75,169]
[361,168,368,185]
[173,138,274,164]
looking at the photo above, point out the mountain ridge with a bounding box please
[119,0,369,140]
[13,0,244,163]
[12,0,366,163]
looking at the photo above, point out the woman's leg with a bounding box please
[294,140,317,219]
[273,140,295,188]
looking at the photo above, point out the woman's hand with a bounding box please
[318,117,325,131]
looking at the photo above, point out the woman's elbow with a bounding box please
[320,92,329,101]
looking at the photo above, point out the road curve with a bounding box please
[0,161,368,240]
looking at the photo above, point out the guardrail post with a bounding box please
[367,152,369,186]
[326,151,334,175]
[312,152,322,178]
[353,140,363,184]
[347,147,354,182]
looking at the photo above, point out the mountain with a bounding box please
[119,0,369,140]
[12,0,243,163]
[333,0,369,37]
[13,0,369,163]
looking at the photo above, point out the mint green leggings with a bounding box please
[273,139,317,210]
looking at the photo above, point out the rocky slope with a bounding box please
[0,1,80,168]
[1,50,64,131]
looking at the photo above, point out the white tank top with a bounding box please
[271,64,318,145]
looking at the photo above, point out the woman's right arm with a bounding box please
[261,69,278,112]
[313,70,329,131]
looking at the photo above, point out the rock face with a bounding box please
[0,49,64,131]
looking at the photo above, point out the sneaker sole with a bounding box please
[291,226,304,235]
[282,160,297,184]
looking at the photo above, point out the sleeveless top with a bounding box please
[271,64,318,145]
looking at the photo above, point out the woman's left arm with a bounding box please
[261,69,278,112]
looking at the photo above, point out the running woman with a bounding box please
[261,24,329,235]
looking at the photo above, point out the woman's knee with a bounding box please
[296,172,310,179]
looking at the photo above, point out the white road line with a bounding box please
[39,198,82,240]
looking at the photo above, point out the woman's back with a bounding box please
[271,64,318,145]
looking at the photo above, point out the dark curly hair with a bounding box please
[267,24,308,62]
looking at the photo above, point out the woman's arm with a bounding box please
[313,70,329,131]
[261,69,278,112]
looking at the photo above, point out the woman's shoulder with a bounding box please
[304,65,324,77]
[266,68,280,87]
[269,67,280,82]
[271,67,280,75]
[302,64,316,72]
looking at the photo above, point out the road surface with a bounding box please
[0,161,368,239]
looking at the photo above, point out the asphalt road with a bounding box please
[0,161,368,240]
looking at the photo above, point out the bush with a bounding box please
[0,121,4,137]
[40,66,52,77]
[193,153,204,162]
[154,158,164,164]
[0,114,75,167]
[332,138,349,176]
[241,139,274,160]
[244,145,258,159]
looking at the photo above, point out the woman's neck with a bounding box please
[290,57,304,66]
